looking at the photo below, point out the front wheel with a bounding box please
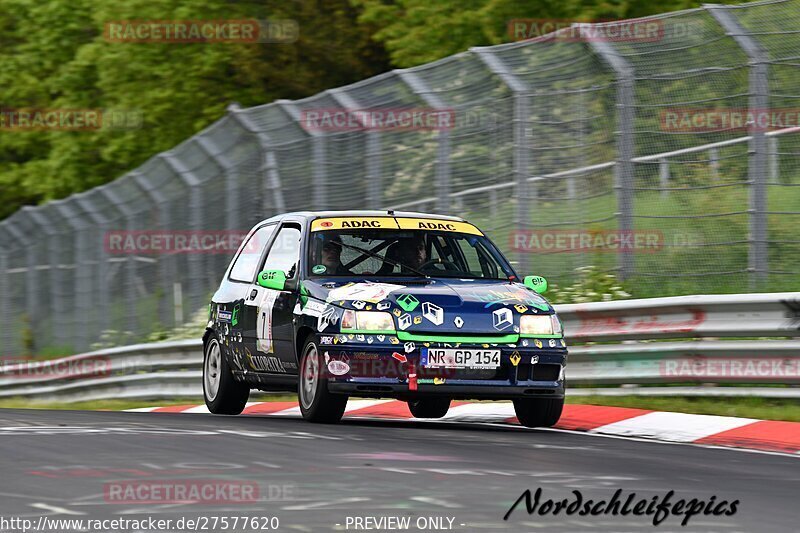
[203,336,249,414]
[513,397,564,428]
[408,397,451,418]
[298,336,348,423]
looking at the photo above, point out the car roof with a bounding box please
[254,210,467,227]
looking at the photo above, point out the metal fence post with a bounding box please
[707,5,769,286]
[396,70,452,213]
[277,101,327,210]
[472,47,531,272]
[161,153,204,320]
[709,147,720,181]
[97,186,139,337]
[53,200,97,352]
[131,171,174,330]
[227,104,287,216]
[659,158,670,197]
[768,135,778,182]
[74,194,112,340]
[328,88,383,209]
[194,136,237,231]
[24,207,59,349]
[2,222,28,352]
[0,246,8,354]
[588,35,636,281]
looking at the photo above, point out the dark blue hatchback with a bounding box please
[203,211,566,426]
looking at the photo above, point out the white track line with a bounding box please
[589,411,758,442]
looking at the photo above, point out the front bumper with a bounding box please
[319,339,567,400]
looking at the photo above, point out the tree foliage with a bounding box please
[0,0,389,219]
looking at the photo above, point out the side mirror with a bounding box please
[257,269,287,290]
[523,275,547,294]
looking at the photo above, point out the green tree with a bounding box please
[0,0,389,219]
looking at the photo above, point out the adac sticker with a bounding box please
[395,218,483,236]
[311,217,399,231]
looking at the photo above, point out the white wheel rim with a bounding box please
[300,344,319,409]
[204,339,221,402]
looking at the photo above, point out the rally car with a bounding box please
[202,211,566,426]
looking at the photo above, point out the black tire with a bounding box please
[298,335,348,423]
[513,397,564,428]
[203,336,249,415]
[408,397,451,418]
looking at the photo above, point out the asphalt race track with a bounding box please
[0,408,796,533]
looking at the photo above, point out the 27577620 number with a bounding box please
[193,516,280,530]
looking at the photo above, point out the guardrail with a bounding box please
[1,293,798,402]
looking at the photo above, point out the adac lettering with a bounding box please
[418,221,456,231]
[341,219,382,228]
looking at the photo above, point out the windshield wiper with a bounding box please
[332,241,430,279]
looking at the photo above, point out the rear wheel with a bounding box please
[203,336,249,414]
[408,397,451,418]
[298,336,348,423]
[513,397,564,428]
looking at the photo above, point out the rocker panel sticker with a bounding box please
[255,290,279,354]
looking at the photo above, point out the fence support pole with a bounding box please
[396,70,452,213]
[161,153,205,320]
[3,223,29,352]
[0,248,8,353]
[131,172,173,331]
[97,186,139,337]
[327,89,383,209]
[227,104,287,217]
[768,136,778,182]
[24,208,59,349]
[708,5,769,286]
[277,101,327,210]
[588,35,636,281]
[472,47,531,272]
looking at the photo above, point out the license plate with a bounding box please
[421,348,500,369]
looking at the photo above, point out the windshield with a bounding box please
[308,229,516,279]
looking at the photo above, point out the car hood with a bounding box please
[301,278,553,335]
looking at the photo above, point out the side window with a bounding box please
[229,225,276,282]
[263,224,302,278]
[460,240,483,275]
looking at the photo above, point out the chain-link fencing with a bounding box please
[1,0,798,356]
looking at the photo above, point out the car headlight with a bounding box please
[520,314,562,336]
[341,310,396,333]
